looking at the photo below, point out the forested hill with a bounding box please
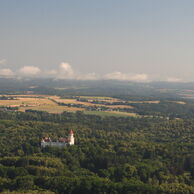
[1,111,194,193]
[0,78,188,100]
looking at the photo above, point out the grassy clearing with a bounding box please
[50,97,114,107]
[51,98,99,106]
[84,111,138,117]
[106,105,134,109]
[77,96,122,103]
[77,96,115,100]
[127,100,160,104]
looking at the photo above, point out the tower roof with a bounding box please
[69,129,74,135]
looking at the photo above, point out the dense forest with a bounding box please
[1,110,194,193]
[1,79,194,193]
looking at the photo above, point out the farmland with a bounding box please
[0,95,137,116]
[0,94,188,118]
[0,95,84,114]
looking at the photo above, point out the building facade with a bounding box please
[41,130,75,148]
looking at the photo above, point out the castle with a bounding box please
[41,130,75,148]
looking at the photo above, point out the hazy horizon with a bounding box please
[1,0,194,82]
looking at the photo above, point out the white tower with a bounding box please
[68,130,75,145]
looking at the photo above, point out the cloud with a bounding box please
[0,59,6,65]
[104,71,149,82]
[46,69,58,76]
[54,62,98,80]
[45,62,75,79]
[48,63,149,81]
[19,66,41,76]
[130,74,148,81]
[166,77,181,82]
[76,72,98,80]
[0,68,14,77]
[104,72,128,80]
[0,61,151,81]
[58,62,75,79]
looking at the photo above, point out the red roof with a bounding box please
[42,137,51,142]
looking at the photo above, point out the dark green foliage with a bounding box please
[1,111,194,193]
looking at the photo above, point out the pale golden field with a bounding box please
[0,95,138,116]
[0,95,84,113]
[19,105,84,114]
[0,97,55,107]
[171,101,186,105]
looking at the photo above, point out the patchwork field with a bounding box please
[0,94,187,117]
[0,95,136,116]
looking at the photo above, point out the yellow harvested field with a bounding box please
[0,97,56,107]
[171,101,186,105]
[0,96,84,113]
[0,95,146,115]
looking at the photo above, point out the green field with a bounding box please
[84,111,138,117]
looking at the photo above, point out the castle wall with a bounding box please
[41,141,68,148]
[41,130,74,148]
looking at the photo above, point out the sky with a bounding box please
[0,0,194,82]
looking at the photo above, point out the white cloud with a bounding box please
[52,63,150,81]
[104,71,149,82]
[166,77,181,82]
[0,59,6,65]
[46,69,58,76]
[0,68,14,77]
[58,62,75,79]
[76,72,98,80]
[130,74,148,81]
[0,61,150,81]
[104,72,128,80]
[19,66,41,76]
